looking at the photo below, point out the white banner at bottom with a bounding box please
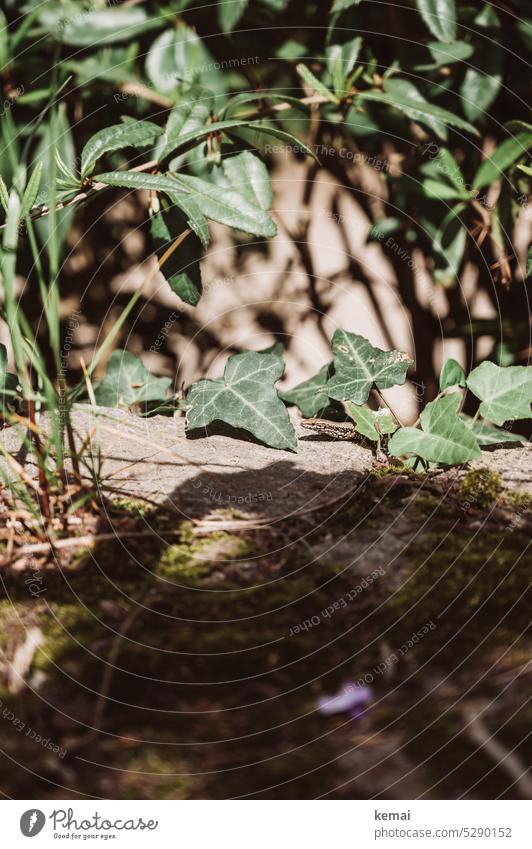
[2,799,532,848]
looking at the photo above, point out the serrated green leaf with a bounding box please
[416,0,456,43]
[222,151,273,210]
[280,363,333,417]
[172,173,277,238]
[157,89,212,162]
[460,414,525,447]
[359,79,478,137]
[467,362,532,425]
[150,207,203,305]
[19,161,43,219]
[344,401,397,442]
[94,171,209,247]
[186,350,297,451]
[81,121,162,178]
[389,394,481,464]
[219,0,249,32]
[229,124,319,162]
[94,350,172,410]
[328,330,413,404]
[439,358,466,390]
[296,63,339,104]
[474,132,532,189]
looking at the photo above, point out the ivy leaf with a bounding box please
[186,350,297,451]
[172,173,277,238]
[344,401,397,442]
[94,350,172,411]
[222,151,273,210]
[219,0,249,33]
[415,0,456,43]
[439,357,466,390]
[467,362,532,425]
[81,121,163,178]
[328,330,413,404]
[150,207,202,305]
[389,394,481,465]
[460,414,525,447]
[280,363,333,417]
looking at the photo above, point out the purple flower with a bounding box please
[316,682,372,719]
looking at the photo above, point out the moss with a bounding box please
[506,490,532,513]
[458,467,503,509]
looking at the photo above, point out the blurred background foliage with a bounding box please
[0,0,531,420]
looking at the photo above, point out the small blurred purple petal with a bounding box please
[317,682,372,717]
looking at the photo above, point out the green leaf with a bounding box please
[150,207,203,305]
[0,343,19,412]
[422,179,468,201]
[460,65,502,123]
[172,173,277,238]
[219,0,249,32]
[145,25,225,96]
[474,132,532,189]
[47,7,160,47]
[94,350,172,410]
[415,40,474,71]
[20,161,43,219]
[296,63,339,104]
[467,362,532,425]
[331,0,363,11]
[186,350,297,452]
[344,401,397,442]
[81,121,162,178]
[326,37,362,98]
[389,394,481,464]
[439,358,466,390]
[367,218,401,241]
[94,171,209,247]
[222,151,273,210]
[229,124,320,162]
[359,79,478,137]
[0,175,9,213]
[157,89,212,162]
[280,363,333,417]
[416,0,457,43]
[328,330,413,404]
[460,414,525,447]
[433,203,467,284]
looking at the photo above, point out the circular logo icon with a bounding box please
[20,810,46,837]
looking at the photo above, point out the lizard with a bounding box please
[301,416,388,462]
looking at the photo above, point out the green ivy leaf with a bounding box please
[439,358,466,390]
[389,394,481,464]
[415,0,456,43]
[222,151,273,210]
[94,350,172,410]
[467,362,532,425]
[81,121,162,178]
[150,207,202,305]
[328,330,413,404]
[280,363,333,417]
[172,173,277,238]
[460,414,525,447]
[344,401,397,442]
[186,350,297,451]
